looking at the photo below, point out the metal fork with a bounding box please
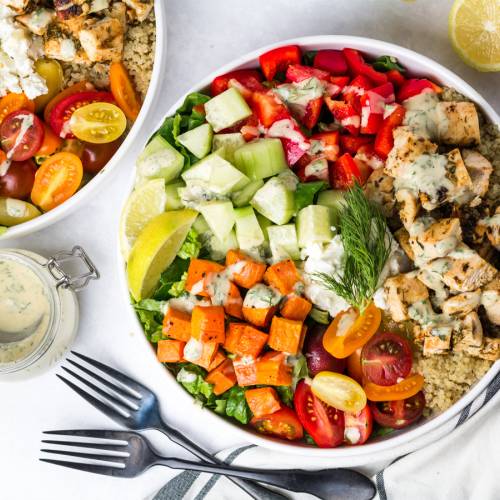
[40,430,375,500]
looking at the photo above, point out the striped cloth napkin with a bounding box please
[152,370,499,500]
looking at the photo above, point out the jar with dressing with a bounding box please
[0,246,98,381]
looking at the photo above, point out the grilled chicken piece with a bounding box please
[453,311,483,354]
[2,0,30,14]
[461,150,493,206]
[396,189,420,229]
[435,102,480,146]
[413,324,425,344]
[417,269,449,308]
[481,276,500,325]
[364,168,396,218]
[477,209,500,251]
[441,290,481,316]
[89,0,110,13]
[79,17,124,62]
[123,0,153,21]
[384,273,429,322]
[54,0,89,19]
[44,35,77,62]
[394,227,415,261]
[107,1,127,31]
[423,325,453,355]
[16,8,56,36]
[463,337,499,361]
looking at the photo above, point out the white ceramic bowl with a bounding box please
[118,36,500,464]
[0,2,168,241]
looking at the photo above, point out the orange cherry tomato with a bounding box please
[31,152,83,211]
[323,302,382,359]
[364,374,425,402]
[36,123,62,157]
[346,347,364,384]
[109,62,141,121]
[0,93,35,125]
[43,81,94,123]
[0,149,6,165]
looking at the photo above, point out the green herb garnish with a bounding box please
[372,55,406,73]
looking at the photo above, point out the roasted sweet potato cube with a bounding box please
[245,387,281,417]
[156,339,185,363]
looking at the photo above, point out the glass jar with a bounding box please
[0,246,99,381]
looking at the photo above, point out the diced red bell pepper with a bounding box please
[324,97,360,136]
[310,131,340,162]
[370,82,395,102]
[301,97,323,129]
[342,48,388,86]
[340,135,373,155]
[313,50,348,75]
[360,94,383,134]
[296,157,329,183]
[240,113,260,141]
[252,90,290,128]
[327,76,350,97]
[355,144,384,170]
[286,64,329,83]
[281,138,307,166]
[342,74,373,112]
[397,78,442,102]
[330,152,365,189]
[374,104,406,159]
[259,45,302,81]
[210,69,264,97]
[386,69,406,88]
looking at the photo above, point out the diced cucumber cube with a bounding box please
[296,205,333,248]
[136,135,184,184]
[234,138,288,181]
[165,180,184,210]
[234,206,265,250]
[317,189,346,228]
[193,214,210,234]
[205,88,252,132]
[207,230,238,261]
[232,179,264,208]
[256,214,273,242]
[177,123,213,159]
[199,200,235,241]
[251,177,295,225]
[267,224,300,261]
[212,133,246,164]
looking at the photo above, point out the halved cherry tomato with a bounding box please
[34,59,64,112]
[1,111,44,161]
[210,69,264,97]
[0,93,35,126]
[361,332,413,386]
[344,405,373,445]
[323,302,382,359]
[250,406,304,441]
[36,122,62,157]
[294,380,344,448]
[259,45,302,81]
[81,139,122,174]
[31,152,83,211]
[109,62,141,121]
[49,90,114,138]
[0,159,36,199]
[311,371,367,413]
[370,391,425,429]
[364,374,425,402]
[44,81,95,123]
[346,347,364,384]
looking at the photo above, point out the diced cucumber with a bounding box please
[165,180,184,210]
[193,214,210,234]
[296,205,333,248]
[310,307,330,324]
[256,214,273,242]
[234,138,288,181]
[181,152,249,195]
[317,190,346,227]
[234,206,265,250]
[232,179,264,208]
[136,135,184,184]
[212,133,246,164]
[177,123,213,159]
[251,177,295,225]
[267,224,300,261]
[204,87,252,132]
[199,200,235,241]
[207,230,238,261]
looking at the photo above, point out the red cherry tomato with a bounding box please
[346,347,364,384]
[370,391,425,429]
[294,380,344,448]
[361,332,413,386]
[250,407,303,441]
[49,91,114,139]
[81,139,122,174]
[344,405,373,445]
[0,159,37,199]
[1,111,44,161]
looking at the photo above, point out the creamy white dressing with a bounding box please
[402,91,442,139]
[267,119,310,151]
[304,158,329,180]
[336,309,358,336]
[243,283,282,309]
[168,295,209,314]
[183,338,203,362]
[274,77,325,118]
[340,115,361,128]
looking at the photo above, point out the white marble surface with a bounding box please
[1,1,498,499]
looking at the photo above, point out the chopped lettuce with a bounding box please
[153,257,190,300]
[302,50,318,67]
[276,386,294,407]
[216,386,252,424]
[133,299,166,343]
[177,228,201,259]
[294,181,328,213]
[176,364,215,403]
[291,354,309,388]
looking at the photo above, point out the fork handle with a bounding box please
[156,423,288,500]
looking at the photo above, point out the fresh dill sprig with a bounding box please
[313,184,391,312]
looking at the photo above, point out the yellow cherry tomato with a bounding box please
[69,102,127,144]
[311,371,367,413]
[364,374,425,402]
[34,59,64,112]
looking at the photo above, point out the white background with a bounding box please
[1,0,499,499]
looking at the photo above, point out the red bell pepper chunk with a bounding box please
[259,45,302,81]
[340,135,373,155]
[355,144,384,170]
[342,74,373,112]
[324,97,360,136]
[310,131,340,162]
[330,152,365,189]
[386,69,406,88]
[285,64,329,83]
[210,69,264,97]
[240,114,260,141]
[301,97,323,129]
[313,50,348,75]
[343,48,388,86]
[374,104,406,159]
[281,138,307,166]
[370,82,395,102]
[359,94,384,134]
[252,90,289,128]
[328,76,350,97]
[295,157,329,183]
[397,78,442,102]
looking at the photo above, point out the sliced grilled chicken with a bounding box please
[107,1,127,31]
[364,168,396,218]
[396,188,420,229]
[453,311,483,354]
[123,0,153,21]
[423,325,453,355]
[89,0,110,13]
[441,290,481,316]
[417,269,449,308]
[44,34,77,61]
[435,102,480,146]
[2,0,31,14]
[384,273,429,322]
[462,337,500,361]
[79,17,124,62]
[461,149,493,206]
[481,276,500,325]
[16,8,56,36]
[394,227,415,261]
[477,209,500,251]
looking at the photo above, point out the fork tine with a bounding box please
[42,429,132,441]
[64,361,140,410]
[41,440,128,452]
[71,351,145,398]
[56,374,131,420]
[39,458,129,477]
[40,448,128,462]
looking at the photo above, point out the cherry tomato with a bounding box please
[109,62,141,121]
[323,302,382,359]
[81,139,122,174]
[364,374,425,402]
[344,405,373,445]
[1,111,44,161]
[250,407,303,441]
[44,81,95,123]
[0,93,35,125]
[31,152,83,211]
[294,380,345,448]
[361,332,413,386]
[311,371,367,413]
[370,391,425,429]
[304,325,346,376]
[0,159,36,199]
[34,59,64,112]
[346,348,364,384]
[49,91,114,138]
[69,102,126,144]
[36,122,62,157]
